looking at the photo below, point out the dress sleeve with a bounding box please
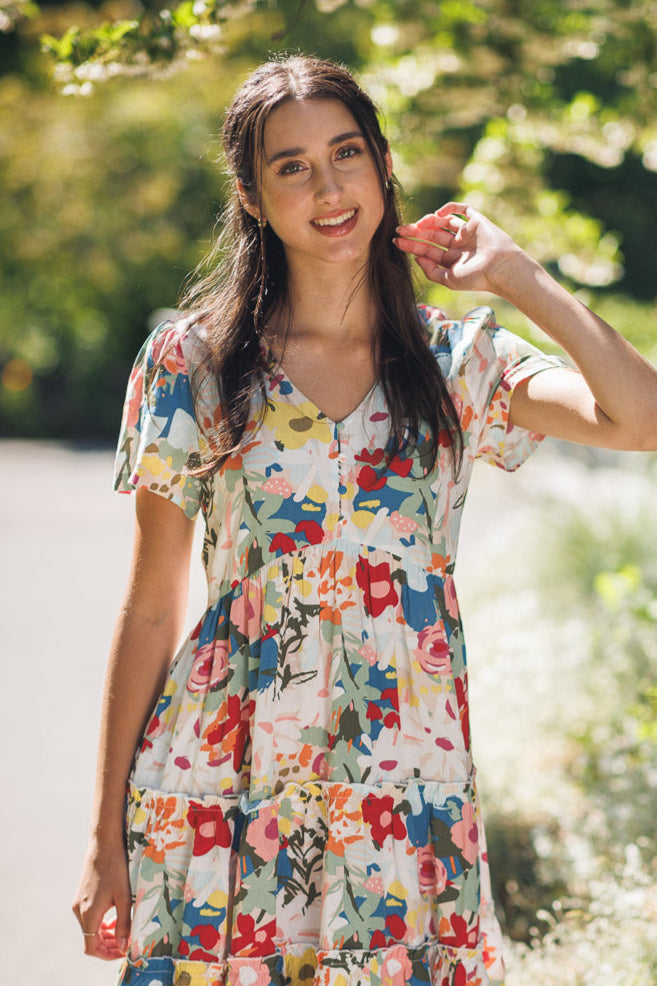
[113,321,204,519]
[423,305,568,471]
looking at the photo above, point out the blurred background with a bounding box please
[1,1,656,983]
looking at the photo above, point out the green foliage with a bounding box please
[536,478,657,865]
[2,0,657,436]
[0,61,231,436]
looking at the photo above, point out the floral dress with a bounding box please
[113,305,564,986]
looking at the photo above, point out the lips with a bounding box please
[311,208,359,236]
[312,208,357,227]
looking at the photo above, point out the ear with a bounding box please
[384,146,393,182]
[236,179,262,222]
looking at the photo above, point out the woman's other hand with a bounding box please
[73,838,132,960]
[394,202,526,296]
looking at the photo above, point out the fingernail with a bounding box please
[118,937,129,950]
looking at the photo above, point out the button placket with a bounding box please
[335,421,348,531]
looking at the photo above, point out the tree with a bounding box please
[1,0,657,438]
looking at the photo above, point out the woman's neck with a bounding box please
[269,259,377,352]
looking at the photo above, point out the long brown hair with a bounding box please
[180,54,462,473]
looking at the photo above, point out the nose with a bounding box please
[314,164,342,202]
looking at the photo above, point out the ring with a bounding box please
[82,931,97,937]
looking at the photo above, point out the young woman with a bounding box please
[73,55,657,986]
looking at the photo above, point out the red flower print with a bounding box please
[295,520,324,544]
[230,913,277,957]
[356,447,385,467]
[203,693,251,772]
[357,465,387,492]
[188,803,232,856]
[362,794,407,847]
[385,913,407,941]
[188,922,221,960]
[269,532,296,554]
[454,675,471,750]
[356,557,399,618]
[439,913,480,948]
[388,455,413,478]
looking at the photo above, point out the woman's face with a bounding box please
[250,98,391,275]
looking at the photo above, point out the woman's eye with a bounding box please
[279,161,304,175]
[337,145,362,161]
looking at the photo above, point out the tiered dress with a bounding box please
[113,305,564,986]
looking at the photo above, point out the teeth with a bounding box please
[314,209,356,227]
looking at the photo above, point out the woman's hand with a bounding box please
[394,202,528,296]
[396,202,657,451]
[73,839,132,960]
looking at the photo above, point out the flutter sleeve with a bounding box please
[423,304,568,471]
[113,321,204,519]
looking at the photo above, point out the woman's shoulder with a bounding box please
[416,303,499,373]
[416,303,497,343]
[140,310,211,370]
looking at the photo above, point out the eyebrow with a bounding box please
[266,130,364,166]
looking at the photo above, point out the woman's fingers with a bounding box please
[395,206,473,259]
[114,890,132,954]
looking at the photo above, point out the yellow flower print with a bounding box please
[266,400,332,450]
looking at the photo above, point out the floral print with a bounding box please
[113,306,565,986]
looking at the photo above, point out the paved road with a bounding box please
[0,438,649,985]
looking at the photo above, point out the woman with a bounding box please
[73,55,657,986]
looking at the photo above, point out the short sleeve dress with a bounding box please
[113,305,566,986]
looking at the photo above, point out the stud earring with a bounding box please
[257,217,268,228]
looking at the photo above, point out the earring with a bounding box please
[257,217,268,228]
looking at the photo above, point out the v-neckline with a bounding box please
[262,341,380,428]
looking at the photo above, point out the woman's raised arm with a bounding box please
[395,203,657,451]
[72,489,196,960]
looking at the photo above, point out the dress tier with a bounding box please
[112,306,564,986]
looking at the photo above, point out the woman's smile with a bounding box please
[311,207,359,234]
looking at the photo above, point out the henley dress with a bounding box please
[113,304,565,986]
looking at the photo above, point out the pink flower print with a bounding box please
[359,643,378,666]
[230,580,263,640]
[444,575,459,620]
[415,624,451,676]
[450,800,479,866]
[262,476,293,497]
[245,806,279,864]
[417,847,449,896]
[187,640,229,694]
[363,875,384,895]
[433,856,448,896]
[389,511,419,534]
[380,944,413,986]
[228,958,272,986]
[125,367,144,428]
[417,845,436,894]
